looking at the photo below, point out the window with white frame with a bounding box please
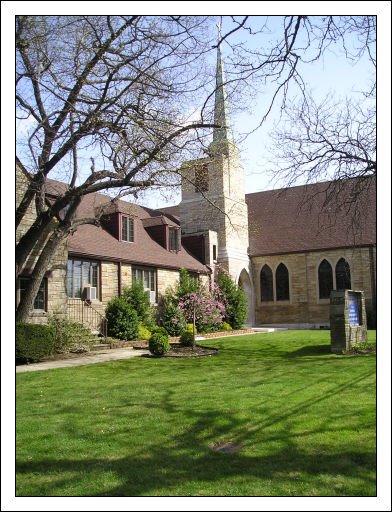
[132,266,157,303]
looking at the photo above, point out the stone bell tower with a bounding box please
[179,38,250,283]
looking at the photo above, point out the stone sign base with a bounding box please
[330,290,368,353]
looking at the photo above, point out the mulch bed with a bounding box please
[149,344,218,358]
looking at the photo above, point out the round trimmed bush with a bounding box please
[149,333,170,356]
[105,297,139,340]
[222,322,232,331]
[180,330,194,347]
[150,326,169,337]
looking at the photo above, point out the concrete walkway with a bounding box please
[16,347,150,373]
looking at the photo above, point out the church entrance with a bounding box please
[238,268,254,326]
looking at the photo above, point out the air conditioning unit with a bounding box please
[149,291,156,304]
[85,286,97,301]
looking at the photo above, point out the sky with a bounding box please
[123,13,377,209]
[2,3,392,512]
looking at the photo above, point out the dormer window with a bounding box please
[121,215,134,242]
[169,227,180,251]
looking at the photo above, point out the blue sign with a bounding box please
[347,293,360,326]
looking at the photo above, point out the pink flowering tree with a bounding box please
[178,288,226,333]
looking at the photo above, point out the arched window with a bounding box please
[276,263,290,301]
[318,259,333,299]
[260,265,273,302]
[336,258,351,290]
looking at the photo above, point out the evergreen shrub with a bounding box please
[123,282,154,327]
[149,333,170,355]
[158,294,186,335]
[180,330,194,347]
[16,323,55,363]
[215,265,248,329]
[150,326,169,338]
[106,297,139,340]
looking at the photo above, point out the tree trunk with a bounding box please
[16,210,53,278]
[15,228,66,323]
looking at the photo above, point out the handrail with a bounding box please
[67,299,107,339]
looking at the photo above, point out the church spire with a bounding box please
[211,23,234,148]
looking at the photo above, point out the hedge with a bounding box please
[16,323,55,363]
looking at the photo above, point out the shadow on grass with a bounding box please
[284,344,332,358]
[16,444,376,497]
[17,367,376,497]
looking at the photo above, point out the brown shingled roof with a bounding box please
[65,190,208,273]
[246,177,376,256]
[160,177,376,256]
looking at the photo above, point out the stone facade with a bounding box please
[179,143,250,281]
[330,290,368,352]
[252,247,375,326]
[16,166,68,323]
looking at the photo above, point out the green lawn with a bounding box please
[16,330,376,497]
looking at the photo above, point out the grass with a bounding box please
[16,330,376,497]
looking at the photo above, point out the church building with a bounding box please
[16,44,376,331]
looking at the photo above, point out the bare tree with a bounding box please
[16,15,376,320]
[16,15,220,321]
[266,16,376,221]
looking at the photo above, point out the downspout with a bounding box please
[118,261,122,297]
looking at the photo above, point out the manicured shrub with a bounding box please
[150,326,169,338]
[105,297,139,340]
[49,316,96,353]
[148,333,170,356]
[180,330,194,347]
[16,323,55,363]
[222,322,232,331]
[137,324,152,341]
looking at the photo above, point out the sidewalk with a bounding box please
[16,347,150,373]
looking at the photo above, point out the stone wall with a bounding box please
[157,268,180,297]
[252,247,375,325]
[16,165,68,323]
[101,261,119,305]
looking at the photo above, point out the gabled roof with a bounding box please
[246,177,376,256]
[161,176,376,256]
